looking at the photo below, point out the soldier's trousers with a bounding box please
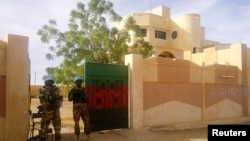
[73,103,91,136]
[40,108,61,140]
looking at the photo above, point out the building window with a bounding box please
[192,47,199,54]
[172,31,178,39]
[155,30,166,40]
[136,28,147,37]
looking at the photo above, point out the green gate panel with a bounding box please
[84,62,128,131]
[85,62,128,85]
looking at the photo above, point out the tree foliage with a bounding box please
[37,0,153,85]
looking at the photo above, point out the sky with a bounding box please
[0,0,249,85]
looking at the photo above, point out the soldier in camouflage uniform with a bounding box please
[39,75,63,141]
[68,76,91,139]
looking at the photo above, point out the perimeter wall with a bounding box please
[125,43,250,129]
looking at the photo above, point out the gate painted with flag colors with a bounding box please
[84,62,128,131]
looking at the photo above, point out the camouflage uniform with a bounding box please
[68,86,91,137]
[39,85,63,141]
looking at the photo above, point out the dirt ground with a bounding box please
[30,98,83,133]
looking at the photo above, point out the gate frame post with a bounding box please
[5,34,30,141]
[125,54,144,129]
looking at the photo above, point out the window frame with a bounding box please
[172,31,178,39]
[155,30,166,40]
[136,28,147,37]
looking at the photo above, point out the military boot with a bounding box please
[76,134,80,141]
[55,134,61,141]
[39,137,46,141]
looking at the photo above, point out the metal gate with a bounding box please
[84,62,128,131]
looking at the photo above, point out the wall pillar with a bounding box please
[0,41,6,141]
[248,48,250,116]
[5,34,29,141]
[125,54,144,129]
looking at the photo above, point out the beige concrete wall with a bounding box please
[30,85,68,98]
[205,99,242,120]
[144,5,170,18]
[126,52,250,129]
[143,81,203,126]
[0,34,30,141]
[171,14,201,51]
[142,57,203,127]
[205,84,244,120]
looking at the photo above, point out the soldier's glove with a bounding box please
[37,105,44,113]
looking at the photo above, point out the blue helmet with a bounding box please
[74,76,83,82]
[44,75,54,82]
